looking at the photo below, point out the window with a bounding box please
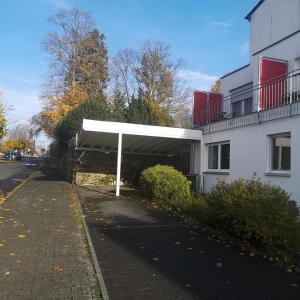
[232,101,242,117]
[208,142,230,170]
[244,98,253,114]
[271,133,291,171]
[208,145,218,169]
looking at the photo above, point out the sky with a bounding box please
[0,0,258,148]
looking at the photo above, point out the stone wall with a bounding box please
[73,151,190,186]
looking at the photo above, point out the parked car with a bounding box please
[4,151,22,161]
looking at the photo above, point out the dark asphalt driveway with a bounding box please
[77,186,300,300]
[0,159,42,195]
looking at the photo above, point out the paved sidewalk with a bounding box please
[0,171,97,299]
[77,185,300,300]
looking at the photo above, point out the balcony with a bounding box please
[194,69,300,134]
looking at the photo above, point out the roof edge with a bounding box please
[220,64,250,79]
[245,0,265,21]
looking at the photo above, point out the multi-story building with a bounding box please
[193,0,300,203]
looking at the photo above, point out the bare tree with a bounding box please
[109,40,190,114]
[110,48,137,105]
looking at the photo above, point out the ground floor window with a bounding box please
[207,142,230,171]
[271,133,291,171]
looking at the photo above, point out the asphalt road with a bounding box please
[0,159,42,195]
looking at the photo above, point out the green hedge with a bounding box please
[207,178,300,263]
[140,166,300,265]
[140,165,192,209]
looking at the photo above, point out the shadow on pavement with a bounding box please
[79,190,300,300]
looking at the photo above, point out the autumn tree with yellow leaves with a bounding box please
[0,101,7,140]
[3,139,26,151]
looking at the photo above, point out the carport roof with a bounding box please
[75,119,202,156]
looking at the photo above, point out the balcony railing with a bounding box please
[194,68,300,133]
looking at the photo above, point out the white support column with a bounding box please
[116,133,123,196]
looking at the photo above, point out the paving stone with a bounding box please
[0,171,96,299]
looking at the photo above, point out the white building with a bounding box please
[193,0,300,204]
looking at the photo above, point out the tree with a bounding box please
[110,40,190,115]
[110,48,137,105]
[75,29,109,99]
[211,79,221,94]
[32,86,88,136]
[35,8,109,136]
[7,124,35,151]
[54,98,112,153]
[3,139,26,151]
[0,100,7,140]
[126,96,174,127]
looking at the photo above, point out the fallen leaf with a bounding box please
[9,253,15,256]
[53,266,64,272]
[5,271,10,276]
[17,234,26,239]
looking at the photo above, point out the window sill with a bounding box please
[203,170,230,175]
[265,172,291,177]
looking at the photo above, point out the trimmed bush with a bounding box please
[207,178,300,263]
[140,165,192,209]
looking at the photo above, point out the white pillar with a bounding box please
[116,133,123,196]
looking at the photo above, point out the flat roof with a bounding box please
[76,119,202,156]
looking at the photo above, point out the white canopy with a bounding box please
[75,119,202,196]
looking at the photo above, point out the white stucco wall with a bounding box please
[251,31,300,87]
[221,0,300,96]
[220,65,252,97]
[201,115,300,204]
[250,0,300,55]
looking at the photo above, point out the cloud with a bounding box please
[210,21,232,29]
[0,85,41,127]
[178,69,219,91]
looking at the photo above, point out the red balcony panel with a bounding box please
[259,57,287,110]
[194,91,222,126]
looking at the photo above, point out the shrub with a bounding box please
[207,178,300,264]
[140,165,192,210]
[54,99,112,154]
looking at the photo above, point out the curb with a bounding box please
[72,184,110,300]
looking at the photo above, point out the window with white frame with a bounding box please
[271,133,291,171]
[207,142,230,171]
